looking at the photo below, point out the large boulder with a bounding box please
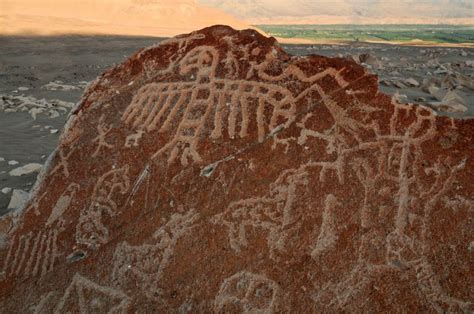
[0,25,473,312]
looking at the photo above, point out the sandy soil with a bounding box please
[0,35,472,214]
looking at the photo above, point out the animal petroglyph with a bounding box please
[1,229,60,279]
[214,271,280,313]
[76,165,130,248]
[124,129,144,148]
[122,45,350,166]
[212,167,308,258]
[111,210,199,300]
[53,273,131,313]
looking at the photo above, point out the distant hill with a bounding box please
[0,0,254,37]
[199,0,474,25]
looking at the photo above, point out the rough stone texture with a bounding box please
[0,25,473,312]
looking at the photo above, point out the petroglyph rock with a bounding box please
[0,25,473,312]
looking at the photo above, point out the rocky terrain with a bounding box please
[0,25,472,312]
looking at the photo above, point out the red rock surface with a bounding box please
[0,25,473,312]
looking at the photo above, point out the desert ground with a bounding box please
[0,35,472,214]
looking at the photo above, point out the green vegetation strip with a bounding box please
[257,25,474,44]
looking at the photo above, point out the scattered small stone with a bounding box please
[428,85,447,101]
[9,163,43,176]
[18,87,29,91]
[8,160,19,166]
[404,78,420,87]
[0,157,4,162]
[29,107,44,120]
[42,81,79,91]
[442,90,467,106]
[1,187,12,194]
[380,79,392,86]
[50,129,59,134]
[430,102,468,114]
[393,93,408,103]
[429,91,468,113]
[49,110,60,119]
[393,81,407,89]
[7,189,29,210]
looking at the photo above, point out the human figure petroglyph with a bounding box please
[50,146,76,178]
[92,115,114,157]
[214,271,280,313]
[53,273,131,313]
[76,165,130,248]
[111,210,199,301]
[122,44,353,166]
[304,98,472,310]
[212,167,308,258]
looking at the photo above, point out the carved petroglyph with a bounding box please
[50,146,76,178]
[1,229,60,279]
[122,45,352,166]
[46,183,80,226]
[214,271,280,313]
[213,167,308,258]
[304,97,472,310]
[76,166,130,248]
[92,115,114,157]
[53,273,131,313]
[311,194,339,258]
[124,129,144,148]
[111,210,199,300]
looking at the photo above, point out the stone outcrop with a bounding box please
[0,25,472,312]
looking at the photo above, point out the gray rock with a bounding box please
[7,160,19,166]
[7,189,29,210]
[49,110,60,119]
[29,107,44,120]
[428,85,447,101]
[404,78,420,87]
[9,163,43,176]
[1,187,12,194]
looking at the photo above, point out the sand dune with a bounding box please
[251,15,474,25]
[200,0,473,25]
[0,0,254,37]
